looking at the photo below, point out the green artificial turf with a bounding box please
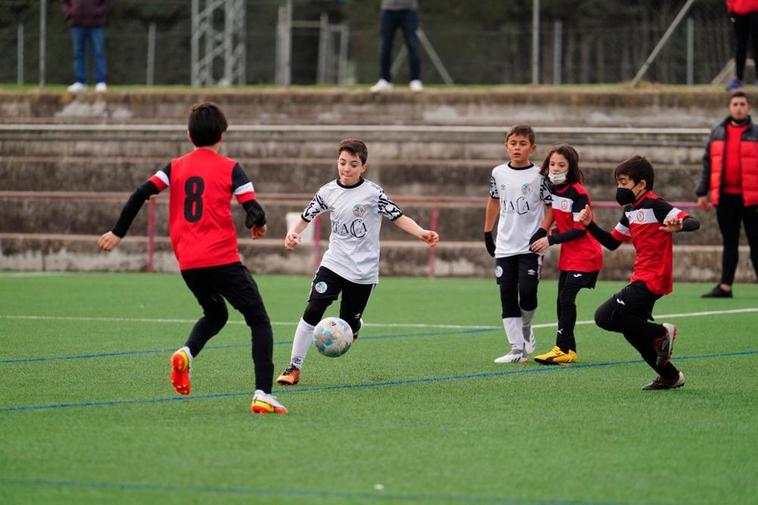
[1,273,756,505]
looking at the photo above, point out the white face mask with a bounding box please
[548,172,567,185]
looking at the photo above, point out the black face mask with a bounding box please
[615,187,637,206]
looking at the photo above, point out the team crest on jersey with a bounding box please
[636,210,645,222]
[314,281,327,294]
[495,265,503,277]
[560,199,570,211]
[521,183,531,194]
[352,203,366,218]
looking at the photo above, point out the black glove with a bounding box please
[484,231,496,257]
[243,199,267,228]
[529,228,547,245]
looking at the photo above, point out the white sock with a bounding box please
[503,317,524,350]
[290,318,315,369]
[521,308,535,339]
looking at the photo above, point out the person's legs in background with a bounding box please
[371,10,398,92]
[741,202,758,280]
[399,9,422,90]
[68,27,88,91]
[717,194,743,290]
[729,14,751,89]
[90,27,107,90]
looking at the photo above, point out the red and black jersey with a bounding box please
[148,148,256,271]
[610,191,688,295]
[550,183,603,272]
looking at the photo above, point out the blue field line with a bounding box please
[0,477,655,505]
[1,350,755,414]
[0,328,496,365]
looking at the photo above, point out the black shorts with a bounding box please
[559,270,599,290]
[494,253,542,285]
[308,266,374,322]
[181,262,269,322]
[609,281,661,322]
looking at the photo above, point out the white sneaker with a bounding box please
[95,82,107,93]
[524,328,536,355]
[251,389,288,414]
[67,82,87,93]
[494,348,527,364]
[409,80,424,92]
[370,79,393,93]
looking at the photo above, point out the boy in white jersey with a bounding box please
[484,125,553,364]
[277,139,439,385]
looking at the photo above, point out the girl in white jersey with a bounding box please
[484,125,553,364]
[277,139,439,386]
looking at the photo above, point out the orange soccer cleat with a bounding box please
[251,390,288,414]
[170,348,192,395]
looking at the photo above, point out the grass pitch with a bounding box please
[0,273,756,505]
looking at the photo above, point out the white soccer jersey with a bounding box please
[489,162,551,258]
[302,178,403,284]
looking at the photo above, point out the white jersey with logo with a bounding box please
[489,162,551,258]
[301,178,403,284]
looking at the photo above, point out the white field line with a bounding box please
[1,307,757,330]
[0,272,75,278]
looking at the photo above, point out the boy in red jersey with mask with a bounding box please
[578,156,700,390]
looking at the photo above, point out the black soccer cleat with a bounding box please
[642,371,685,391]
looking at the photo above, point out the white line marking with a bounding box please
[0,272,74,278]
[1,307,757,330]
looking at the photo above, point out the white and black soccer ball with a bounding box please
[313,317,354,357]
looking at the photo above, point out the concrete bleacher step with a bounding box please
[0,124,709,165]
[0,191,721,244]
[2,233,754,283]
[0,89,727,128]
[0,155,703,201]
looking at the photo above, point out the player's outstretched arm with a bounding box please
[579,204,622,251]
[393,215,439,246]
[98,181,159,252]
[285,218,310,251]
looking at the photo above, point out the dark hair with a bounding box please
[188,102,228,147]
[540,144,583,184]
[614,155,655,190]
[338,138,368,164]
[729,90,749,105]
[505,124,536,145]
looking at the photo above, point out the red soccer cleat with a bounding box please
[170,348,191,395]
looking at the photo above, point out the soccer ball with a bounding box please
[313,317,354,357]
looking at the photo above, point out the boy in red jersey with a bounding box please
[530,145,602,365]
[578,156,700,390]
[97,102,287,414]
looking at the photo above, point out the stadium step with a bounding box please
[2,232,753,282]
[0,191,723,245]
[0,154,702,201]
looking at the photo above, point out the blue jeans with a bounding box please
[71,26,107,84]
[379,9,420,82]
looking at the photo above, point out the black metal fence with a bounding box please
[0,0,737,86]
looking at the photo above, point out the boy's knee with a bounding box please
[205,304,228,328]
[594,304,613,330]
[303,298,331,326]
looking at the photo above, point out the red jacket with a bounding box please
[697,116,758,207]
[726,0,758,15]
[59,0,113,28]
